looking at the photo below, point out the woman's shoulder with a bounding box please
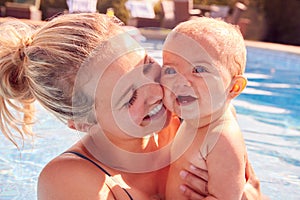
[37,151,112,199]
[39,151,103,177]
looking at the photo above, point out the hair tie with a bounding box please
[18,47,25,61]
[18,37,33,62]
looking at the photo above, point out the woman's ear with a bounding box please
[67,120,76,130]
[67,120,92,132]
[229,75,247,98]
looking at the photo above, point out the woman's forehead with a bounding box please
[97,50,149,90]
[112,50,146,72]
[73,33,145,100]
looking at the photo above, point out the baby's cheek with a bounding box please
[162,87,176,112]
[160,76,176,111]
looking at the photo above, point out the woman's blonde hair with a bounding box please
[0,13,124,146]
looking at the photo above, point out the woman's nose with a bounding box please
[141,83,163,106]
[143,62,161,84]
[140,60,163,105]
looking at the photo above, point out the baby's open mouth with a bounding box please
[177,95,197,105]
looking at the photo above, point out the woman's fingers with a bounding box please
[242,182,260,200]
[179,165,209,199]
[243,160,271,200]
[188,165,208,181]
[180,161,269,200]
[179,184,206,200]
[245,161,260,190]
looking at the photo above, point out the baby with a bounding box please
[161,17,250,199]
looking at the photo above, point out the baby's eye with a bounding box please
[164,67,177,75]
[192,65,209,73]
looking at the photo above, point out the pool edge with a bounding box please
[245,40,300,55]
[138,27,300,55]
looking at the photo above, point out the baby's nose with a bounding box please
[175,73,192,88]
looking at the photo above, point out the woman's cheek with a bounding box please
[128,105,144,125]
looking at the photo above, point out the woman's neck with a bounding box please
[80,126,172,173]
[73,141,169,200]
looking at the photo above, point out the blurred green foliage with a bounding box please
[1,0,300,45]
[21,0,129,23]
[97,0,129,24]
[194,0,300,45]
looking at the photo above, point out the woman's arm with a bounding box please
[179,158,264,200]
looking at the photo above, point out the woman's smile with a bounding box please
[148,102,163,117]
[141,102,166,126]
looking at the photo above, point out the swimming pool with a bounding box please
[0,39,299,199]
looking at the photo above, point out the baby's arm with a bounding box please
[204,125,246,199]
[165,122,208,200]
[179,159,264,200]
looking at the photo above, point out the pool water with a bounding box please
[0,40,300,200]
[234,46,300,199]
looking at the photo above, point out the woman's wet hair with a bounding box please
[0,13,124,146]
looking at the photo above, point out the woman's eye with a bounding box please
[125,90,138,108]
[192,65,209,73]
[164,67,177,75]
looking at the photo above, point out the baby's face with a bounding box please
[161,44,232,120]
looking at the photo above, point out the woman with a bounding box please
[0,13,261,199]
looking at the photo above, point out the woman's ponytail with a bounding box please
[0,20,35,147]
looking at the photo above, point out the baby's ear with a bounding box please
[229,75,247,98]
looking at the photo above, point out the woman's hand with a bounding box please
[179,162,267,200]
[242,161,269,200]
[178,165,208,200]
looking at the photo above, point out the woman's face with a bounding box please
[94,49,171,139]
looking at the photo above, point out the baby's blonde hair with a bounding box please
[0,13,124,146]
[173,17,246,77]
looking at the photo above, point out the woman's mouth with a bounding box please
[148,103,163,117]
[142,102,165,123]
